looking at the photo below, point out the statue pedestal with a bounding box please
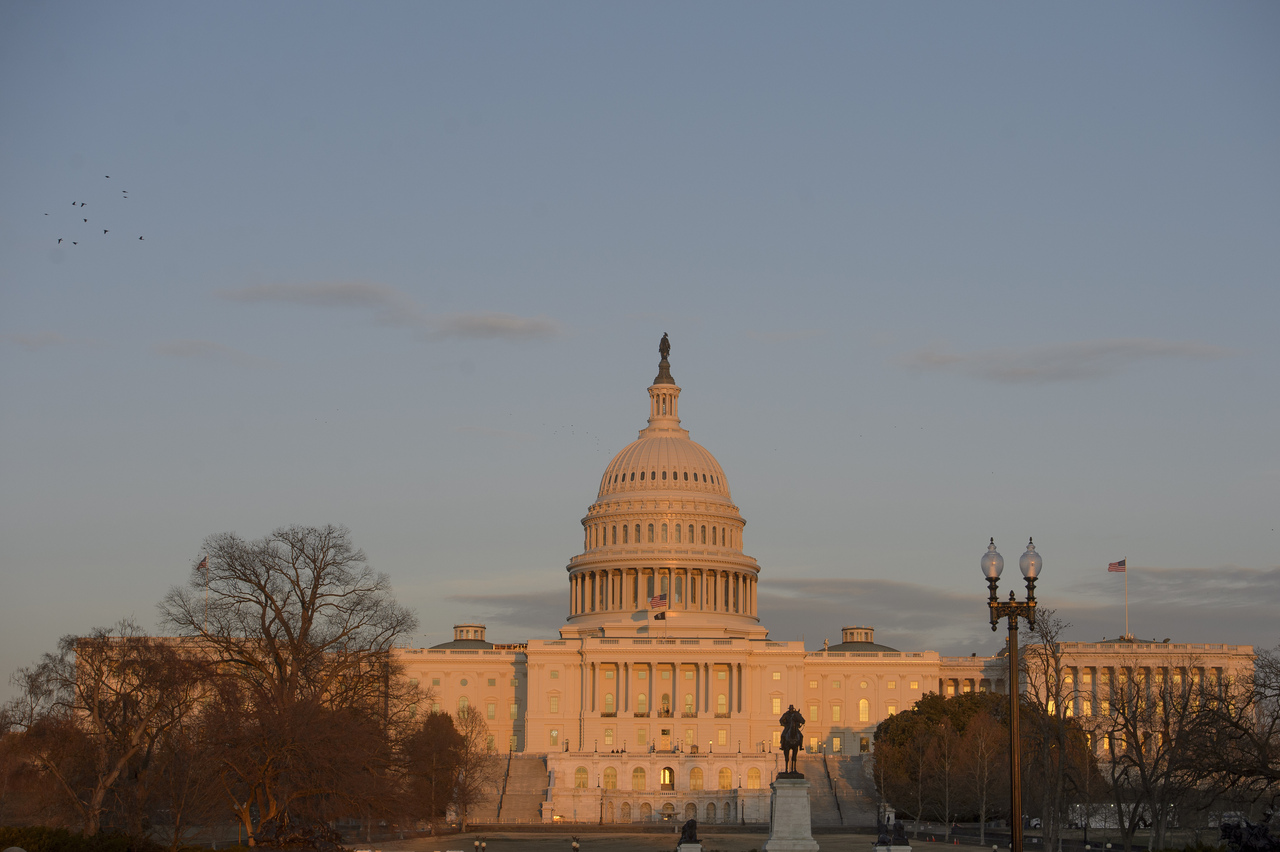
[678,845,703,852]
[765,777,819,852]
[874,846,913,852]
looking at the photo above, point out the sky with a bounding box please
[2,2,1278,702]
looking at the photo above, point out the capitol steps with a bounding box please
[492,754,551,823]
[829,755,880,827]
[796,755,842,826]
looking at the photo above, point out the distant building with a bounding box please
[395,342,1253,826]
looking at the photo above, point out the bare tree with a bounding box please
[452,705,500,832]
[1022,610,1080,852]
[929,717,961,840]
[159,524,417,845]
[0,621,204,837]
[1194,646,1280,813]
[960,709,1008,845]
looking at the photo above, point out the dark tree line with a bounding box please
[0,525,499,848]
[873,613,1279,852]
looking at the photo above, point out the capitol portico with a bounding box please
[394,339,1254,827]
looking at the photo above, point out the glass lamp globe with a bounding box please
[981,538,1003,579]
[1019,538,1042,579]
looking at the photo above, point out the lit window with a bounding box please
[637,728,647,746]
[550,729,559,747]
[632,767,646,790]
[550,695,559,713]
[772,697,781,714]
[832,680,841,688]
[832,704,842,722]
[859,698,869,722]
[606,670,614,679]
[773,672,781,681]
[717,671,726,680]
[690,767,704,790]
[510,702,518,719]
[747,768,761,789]
[605,728,614,746]
[860,681,868,689]
[718,768,732,789]
[887,703,897,716]
[487,702,496,720]
[604,766,617,789]
[860,737,870,753]
[718,729,727,746]
[810,680,818,688]
[910,681,918,690]
[888,681,896,690]
[575,767,588,788]
[832,737,842,753]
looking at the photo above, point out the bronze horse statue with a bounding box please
[779,704,805,775]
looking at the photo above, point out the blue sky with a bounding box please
[2,2,1277,700]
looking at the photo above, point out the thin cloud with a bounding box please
[4,331,73,350]
[153,339,271,368]
[745,329,825,344]
[898,338,1233,383]
[218,281,561,342]
[431,312,562,340]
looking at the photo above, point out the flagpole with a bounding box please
[1124,556,1129,639]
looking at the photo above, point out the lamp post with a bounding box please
[982,537,1041,852]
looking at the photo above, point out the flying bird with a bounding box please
[83,218,88,223]
[138,236,144,240]
[58,238,62,244]
[80,202,85,207]
[72,241,77,245]
[105,175,109,178]
[103,229,108,234]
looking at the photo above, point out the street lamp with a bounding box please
[982,537,1041,852]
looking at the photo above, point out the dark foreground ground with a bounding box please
[361,829,881,852]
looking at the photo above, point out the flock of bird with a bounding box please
[49,175,143,246]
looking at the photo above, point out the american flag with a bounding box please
[198,556,208,572]
[649,593,668,610]
[1107,559,1126,573]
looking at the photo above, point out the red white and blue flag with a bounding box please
[1108,559,1126,573]
[650,593,668,610]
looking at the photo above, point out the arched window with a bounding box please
[661,523,668,542]
[640,802,652,820]
[604,767,617,789]
[688,524,694,543]
[630,471,634,481]
[660,766,674,790]
[648,524,654,543]
[684,693,694,714]
[612,525,617,544]
[640,471,645,480]
[859,698,870,722]
[701,525,706,544]
[458,696,469,711]
[550,728,559,747]
[632,766,646,791]
[712,527,717,545]
[733,575,739,612]
[621,802,632,823]
[623,525,628,544]
[718,767,733,789]
[674,575,683,603]
[634,524,640,543]
[604,693,615,713]
[717,694,727,714]
[604,727,614,745]
[690,767,704,790]
[747,768,761,789]
[660,693,671,714]
[637,693,648,713]
[575,766,588,788]
[706,802,716,823]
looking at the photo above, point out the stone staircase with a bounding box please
[796,755,842,826]
[492,754,550,823]
[828,754,879,827]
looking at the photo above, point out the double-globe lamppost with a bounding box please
[982,537,1042,852]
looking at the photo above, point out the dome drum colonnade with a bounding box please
[565,346,760,628]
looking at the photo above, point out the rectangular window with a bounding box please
[509,735,518,750]
[486,735,495,750]
[432,678,441,686]
[773,731,782,747]
[718,729,727,746]
[637,728,647,745]
[717,671,726,680]
[887,703,897,716]
[661,670,671,680]
[606,670,614,679]
[549,695,559,713]
[773,672,781,680]
[511,678,519,686]
[772,697,781,714]
[946,684,956,695]
[888,680,896,689]
[550,670,559,679]
[832,680,841,688]
[487,702,496,720]
[909,681,918,690]
[431,701,441,713]
[488,678,496,687]
[810,680,818,688]
[832,737,842,753]
[550,729,559,747]
[409,678,419,687]
[639,670,647,680]
[605,728,614,745]
[860,737,870,753]
[809,702,818,720]
[831,704,841,722]
[809,737,818,750]
[510,702,518,719]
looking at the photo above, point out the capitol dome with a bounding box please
[563,337,764,639]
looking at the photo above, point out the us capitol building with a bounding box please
[395,338,1254,827]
